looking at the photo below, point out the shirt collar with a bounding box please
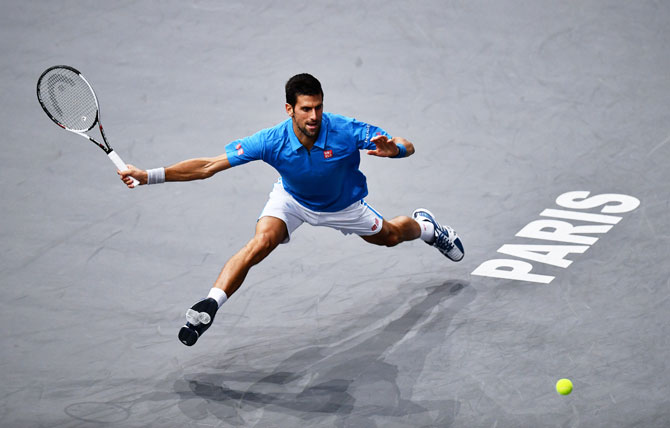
[288,113,329,152]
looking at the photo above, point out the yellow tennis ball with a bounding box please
[556,378,573,395]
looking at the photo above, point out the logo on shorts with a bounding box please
[371,217,380,231]
[323,150,333,159]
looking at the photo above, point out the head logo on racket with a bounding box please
[36,65,139,187]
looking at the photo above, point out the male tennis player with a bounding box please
[119,73,464,346]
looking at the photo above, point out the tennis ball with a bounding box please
[556,378,573,395]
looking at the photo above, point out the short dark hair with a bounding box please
[285,73,323,107]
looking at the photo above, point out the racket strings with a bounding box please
[38,68,98,132]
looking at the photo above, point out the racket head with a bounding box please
[37,65,99,132]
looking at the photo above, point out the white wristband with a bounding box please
[146,167,165,185]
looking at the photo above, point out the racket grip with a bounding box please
[108,151,140,187]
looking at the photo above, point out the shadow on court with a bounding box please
[171,280,474,426]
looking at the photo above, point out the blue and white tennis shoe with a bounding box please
[412,208,464,262]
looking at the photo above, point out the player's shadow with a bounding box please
[174,279,474,426]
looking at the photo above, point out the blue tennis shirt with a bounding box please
[224,112,391,212]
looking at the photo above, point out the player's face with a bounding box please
[287,94,323,142]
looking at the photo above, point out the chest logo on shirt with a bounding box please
[323,150,333,159]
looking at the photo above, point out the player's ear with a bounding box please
[285,103,294,117]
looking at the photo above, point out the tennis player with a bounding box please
[119,73,464,346]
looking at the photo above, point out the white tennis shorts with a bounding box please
[259,179,384,243]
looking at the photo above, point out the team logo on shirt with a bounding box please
[323,150,333,159]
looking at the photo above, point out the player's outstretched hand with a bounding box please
[366,135,400,157]
[118,165,147,188]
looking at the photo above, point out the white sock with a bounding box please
[207,288,228,308]
[415,219,435,243]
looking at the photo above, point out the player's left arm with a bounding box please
[366,135,415,158]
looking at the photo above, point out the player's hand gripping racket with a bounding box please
[36,65,139,187]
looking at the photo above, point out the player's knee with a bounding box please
[250,232,279,256]
[364,224,403,247]
[384,233,402,247]
[251,234,272,254]
[373,230,401,247]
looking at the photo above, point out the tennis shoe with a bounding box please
[412,208,464,262]
[179,297,219,346]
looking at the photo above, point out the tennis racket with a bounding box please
[36,65,139,187]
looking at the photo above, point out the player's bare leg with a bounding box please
[362,216,421,247]
[179,216,288,346]
[363,213,465,261]
[213,216,288,297]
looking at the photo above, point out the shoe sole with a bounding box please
[179,298,218,347]
[448,237,465,262]
[179,325,199,346]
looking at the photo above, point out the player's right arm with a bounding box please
[119,128,268,188]
[118,152,231,188]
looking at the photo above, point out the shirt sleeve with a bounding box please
[224,129,266,167]
[351,119,392,150]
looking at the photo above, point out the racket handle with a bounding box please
[108,151,140,187]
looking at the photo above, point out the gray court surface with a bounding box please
[2,1,669,427]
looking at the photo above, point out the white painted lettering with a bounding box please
[497,244,589,268]
[540,208,622,225]
[516,220,612,245]
[471,259,554,284]
[556,191,640,214]
[471,191,640,284]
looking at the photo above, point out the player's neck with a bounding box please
[300,138,316,151]
[292,122,317,150]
